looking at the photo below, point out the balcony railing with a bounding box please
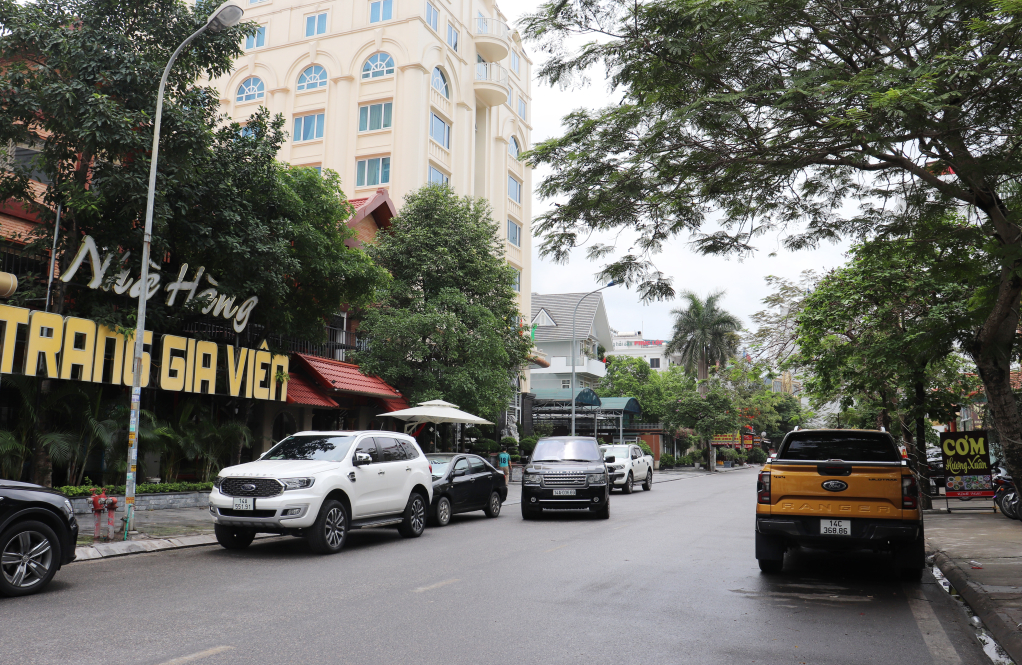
[475,17,510,37]
[475,62,508,87]
[429,139,451,167]
[506,241,522,265]
[430,87,451,116]
[181,318,367,362]
[508,198,522,220]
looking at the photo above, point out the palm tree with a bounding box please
[666,291,742,395]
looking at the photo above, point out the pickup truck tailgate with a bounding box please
[768,462,903,520]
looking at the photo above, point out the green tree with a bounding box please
[664,386,741,472]
[521,0,1022,482]
[665,291,741,393]
[352,185,532,418]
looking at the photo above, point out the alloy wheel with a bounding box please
[2,531,52,589]
[324,507,346,548]
[438,498,451,525]
[411,497,426,533]
[490,493,501,515]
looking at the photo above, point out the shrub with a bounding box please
[500,436,517,448]
[472,438,498,453]
[677,454,692,465]
[718,448,739,461]
[637,442,653,457]
[534,422,554,437]
[509,454,521,462]
[660,453,676,467]
[56,482,215,498]
[747,448,767,464]
[519,436,538,453]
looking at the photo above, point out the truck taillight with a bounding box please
[757,471,771,505]
[902,475,918,509]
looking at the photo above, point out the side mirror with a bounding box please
[353,452,372,466]
[604,456,616,464]
[454,468,467,477]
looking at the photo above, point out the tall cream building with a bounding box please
[203,0,534,416]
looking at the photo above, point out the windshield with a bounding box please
[532,438,602,462]
[428,456,455,477]
[263,435,357,462]
[779,433,899,462]
[600,446,629,460]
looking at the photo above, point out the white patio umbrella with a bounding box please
[384,399,492,452]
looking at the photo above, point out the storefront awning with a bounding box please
[377,396,411,412]
[293,353,403,399]
[285,372,338,408]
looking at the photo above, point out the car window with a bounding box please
[532,438,602,462]
[354,437,380,463]
[469,457,486,473]
[398,439,420,459]
[261,435,357,461]
[631,448,640,459]
[453,458,469,476]
[377,437,407,462]
[779,433,900,462]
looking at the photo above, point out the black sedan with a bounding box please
[1,480,79,597]
[427,454,508,526]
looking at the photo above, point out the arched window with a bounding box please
[297,65,328,91]
[508,136,520,160]
[362,52,395,79]
[236,77,264,103]
[431,67,449,98]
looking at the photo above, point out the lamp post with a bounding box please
[123,2,244,537]
[570,281,617,436]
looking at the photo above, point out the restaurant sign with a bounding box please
[0,304,287,401]
[939,430,995,498]
[711,433,740,447]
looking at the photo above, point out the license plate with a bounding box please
[233,497,254,511]
[552,489,576,496]
[821,519,850,536]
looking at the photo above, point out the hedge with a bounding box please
[56,482,214,498]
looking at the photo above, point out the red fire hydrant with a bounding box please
[89,488,118,542]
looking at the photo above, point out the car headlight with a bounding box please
[212,476,224,490]
[609,464,625,471]
[280,477,315,491]
[62,498,75,519]
[523,473,541,485]
[587,473,607,485]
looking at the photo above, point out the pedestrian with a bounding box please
[498,446,511,486]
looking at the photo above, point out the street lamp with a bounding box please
[570,281,618,436]
[123,1,244,536]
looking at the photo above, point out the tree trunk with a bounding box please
[914,379,931,509]
[697,350,708,397]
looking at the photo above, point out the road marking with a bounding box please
[545,543,570,553]
[156,646,234,665]
[413,578,459,593]
[904,586,962,665]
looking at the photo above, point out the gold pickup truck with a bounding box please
[755,429,923,579]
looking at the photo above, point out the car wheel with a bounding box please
[642,470,653,491]
[0,521,60,597]
[434,496,452,527]
[214,524,256,550]
[623,472,634,494]
[895,527,926,580]
[591,503,610,519]
[307,500,348,554]
[485,491,502,518]
[521,504,541,520]
[758,558,783,573]
[398,493,427,538]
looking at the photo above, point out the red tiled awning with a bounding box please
[285,372,338,408]
[377,396,410,412]
[294,353,403,399]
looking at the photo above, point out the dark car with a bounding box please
[0,480,79,597]
[521,436,610,519]
[427,454,508,526]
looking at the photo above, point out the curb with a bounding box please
[931,551,1022,664]
[74,533,276,561]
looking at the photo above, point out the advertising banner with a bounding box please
[939,430,995,498]
[711,433,739,447]
[741,434,754,450]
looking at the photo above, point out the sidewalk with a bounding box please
[74,506,231,561]
[925,507,1022,663]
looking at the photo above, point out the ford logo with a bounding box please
[242,483,257,492]
[822,480,848,492]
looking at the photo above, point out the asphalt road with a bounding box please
[1,469,997,665]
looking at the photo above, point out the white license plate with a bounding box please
[821,519,851,536]
[233,497,254,511]
[552,489,576,496]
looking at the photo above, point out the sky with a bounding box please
[504,1,852,341]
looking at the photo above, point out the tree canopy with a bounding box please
[352,185,532,419]
[596,355,695,422]
[665,291,741,387]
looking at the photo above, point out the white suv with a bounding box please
[208,431,433,554]
[601,444,653,493]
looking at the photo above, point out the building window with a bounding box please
[561,379,570,390]
[245,26,265,49]
[447,24,459,51]
[508,175,522,203]
[425,2,439,31]
[305,12,327,36]
[508,136,520,160]
[649,357,661,369]
[518,98,527,119]
[431,67,449,98]
[507,219,521,246]
[429,113,450,149]
[511,266,521,292]
[369,0,393,23]
[296,65,328,91]
[293,113,325,142]
[239,125,256,138]
[362,53,395,79]
[312,166,323,175]
[358,102,393,131]
[356,156,391,187]
[477,11,487,33]
[510,51,520,74]
[236,77,264,102]
[428,166,449,185]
